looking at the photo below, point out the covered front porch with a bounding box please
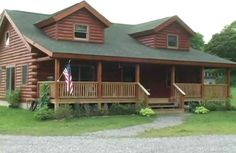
[37,58,231,110]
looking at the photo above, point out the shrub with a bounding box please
[109,104,137,115]
[186,101,200,113]
[139,108,155,117]
[34,106,54,120]
[6,90,20,108]
[54,105,73,119]
[194,106,209,114]
[38,83,50,108]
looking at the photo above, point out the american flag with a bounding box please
[63,63,73,95]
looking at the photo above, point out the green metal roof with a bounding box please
[5,10,236,66]
[129,16,172,34]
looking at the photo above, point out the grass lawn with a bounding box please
[141,111,236,137]
[231,87,236,106]
[0,106,153,136]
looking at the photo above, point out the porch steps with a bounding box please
[156,108,184,114]
[149,102,179,109]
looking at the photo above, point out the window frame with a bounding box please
[6,66,15,91]
[74,24,89,41]
[5,31,10,47]
[21,65,28,85]
[167,34,179,49]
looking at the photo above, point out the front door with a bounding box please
[6,67,15,91]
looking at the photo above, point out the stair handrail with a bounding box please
[137,83,150,96]
[173,83,186,96]
[173,83,185,109]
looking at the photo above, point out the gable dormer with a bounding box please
[36,1,111,43]
[130,16,195,51]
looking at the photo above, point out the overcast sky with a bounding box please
[1,0,236,42]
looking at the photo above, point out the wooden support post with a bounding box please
[171,66,175,100]
[201,67,204,100]
[54,59,60,111]
[135,64,140,100]
[97,61,102,99]
[226,68,231,98]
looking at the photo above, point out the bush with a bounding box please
[194,106,209,114]
[38,84,51,108]
[139,108,155,117]
[54,105,73,119]
[6,90,20,108]
[34,106,54,120]
[109,104,137,115]
[186,101,200,113]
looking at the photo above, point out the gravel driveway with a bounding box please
[1,135,236,153]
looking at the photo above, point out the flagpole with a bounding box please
[56,59,71,82]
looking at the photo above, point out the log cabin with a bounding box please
[0,1,235,111]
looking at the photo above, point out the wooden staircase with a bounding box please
[148,98,182,112]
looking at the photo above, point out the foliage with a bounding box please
[190,32,205,50]
[38,83,51,108]
[109,104,137,115]
[203,100,235,111]
[0,106,153,136]
[194,106,209,114]
[34,106,54,120]
[141,111,236,137]
[5,90,21,108]
[186,101,200,113]
[139,107,155,117]
[54,105,73,119]
[205,21,236,62]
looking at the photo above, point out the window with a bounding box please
[22,65,28,85]
[5,31,10,46]
[6,67,15,91]
[74,25,89,40]
[167,34,178,48]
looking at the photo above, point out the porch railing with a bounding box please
[173,83,186,109]
[176,83,228,100]
[37,81,150,102]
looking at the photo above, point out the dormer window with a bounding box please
[167,34,178,48]
[5,31,10,47]
[74,24,89,40]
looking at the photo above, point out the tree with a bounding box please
[205,21,236,62]
[191,32,205,50]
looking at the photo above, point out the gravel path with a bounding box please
[1,135,236,153]
[84,114,188,138]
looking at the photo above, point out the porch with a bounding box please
[36,58,231,110]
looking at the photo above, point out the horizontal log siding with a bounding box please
[136,34,156,48]
[42,24,57,39]
[156,22,191,50]
[0,22,37,102]
[42,8,105,43]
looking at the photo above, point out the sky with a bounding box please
[0,0,236,42]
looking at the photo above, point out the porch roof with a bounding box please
[6,10,236,67]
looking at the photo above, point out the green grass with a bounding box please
[141,111,236,137]
[0,106,153,136]
[231,87,236,106]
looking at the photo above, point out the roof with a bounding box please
[35,1,111,28]
[130,15,195,36]
[4,10,236,67]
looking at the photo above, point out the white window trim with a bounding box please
[167,34,179,49]
[5,31,10,47]
[74,24,89,41]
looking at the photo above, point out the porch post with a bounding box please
[97,62,102,105]
[54,59,60,110]
[226,68,231,98]
[135,64,140,99]
[171,66,175,100]
[201,67,205,99]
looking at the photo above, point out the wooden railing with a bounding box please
[137,83,151,105]
[204,84,228,100]
[58,82,98,98]
[38,81,146,100]
[38,81,56,98]
[176,83,201,99]
[173,83,186,109]
[101,82,136,98]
